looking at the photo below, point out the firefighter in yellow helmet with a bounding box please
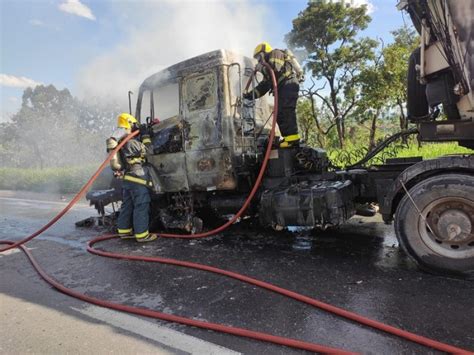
[244,42,304,148]
[105,113,157,242]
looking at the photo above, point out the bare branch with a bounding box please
[301,78,335,116]
[341,97,357,118]
[309,92,323,132]
[321,122,337,135]
[314,91,336,116]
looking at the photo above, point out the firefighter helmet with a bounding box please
[117,113,138,130]
[253,42,272,59]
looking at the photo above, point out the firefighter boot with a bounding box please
[118,228,135,240]
[136,233,158,243]
[280,134,300,148]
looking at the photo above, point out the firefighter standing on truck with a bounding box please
[243,42,304,148]
[106,113,157,243]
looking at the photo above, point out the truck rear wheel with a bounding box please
[394,173,474,278]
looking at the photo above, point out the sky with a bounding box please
[0,0,410,123]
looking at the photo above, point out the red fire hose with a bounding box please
[1,64,472,354]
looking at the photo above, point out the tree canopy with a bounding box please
[287,1,421,155]
[287,0,378,148]
[0,85,118,169]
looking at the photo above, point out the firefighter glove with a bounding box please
[106,137,118,152]
[139,124,152,145]
[243,92,254,100]
[139,123,149,136]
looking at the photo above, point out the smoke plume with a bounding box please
[77,0,269,111]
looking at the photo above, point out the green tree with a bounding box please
[354,53,387,151]
[296,98,319,146]
[296,94,336,148]
[383,27,419,135]
[5,85,77,169]
[0,121,19,167]
[287,0,378,148]
[0,85,116,169]
[353,26,419,150]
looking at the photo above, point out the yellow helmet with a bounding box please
[253,42,272,59]
[117,113,138,130]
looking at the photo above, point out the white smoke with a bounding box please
[77,0,270,110]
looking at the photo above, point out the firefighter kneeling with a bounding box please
[106,113,157,243]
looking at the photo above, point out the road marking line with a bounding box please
[72,305,241,355]
[0,249,21,257]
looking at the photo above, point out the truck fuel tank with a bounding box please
[259,179,355,229]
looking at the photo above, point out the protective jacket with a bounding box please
[247,49,302,139]
[106,129,153,188]
[249,49,302,99]
[120,139,153,188]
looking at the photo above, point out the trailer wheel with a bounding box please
[395,173,474,278]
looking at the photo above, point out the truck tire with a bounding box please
[407,47,429,120]
[394,173,474,278]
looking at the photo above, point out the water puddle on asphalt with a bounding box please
[284,220,418,271]
[289,227,314,251]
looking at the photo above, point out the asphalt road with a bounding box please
[1,190,473,354]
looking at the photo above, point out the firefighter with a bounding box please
[106,113,157,242]
[243,42,304,148]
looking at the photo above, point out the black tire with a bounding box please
[395,173,474,278]
[407,47,429,120]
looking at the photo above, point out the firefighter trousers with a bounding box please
[277,80,300,137]
[117,180,151,238]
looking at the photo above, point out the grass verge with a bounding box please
[0,165,101,194]
[328,142,472,167]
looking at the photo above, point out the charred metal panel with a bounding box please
[259,180,355,228]
[147,152,189,191]
[266,149,296,178]
[185,73,216,112]
[185,149,236,191]
[183,71,221,150]
[182,69,237,190]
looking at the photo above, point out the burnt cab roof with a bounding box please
[139,49,254,90]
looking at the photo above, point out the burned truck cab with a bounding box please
[132,49,355,232]
[134,50,275,230]
[136,50,272,193]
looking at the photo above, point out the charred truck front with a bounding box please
[133,50,354,233]
[88,44,473,278]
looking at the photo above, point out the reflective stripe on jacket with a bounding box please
[123,173,153,187]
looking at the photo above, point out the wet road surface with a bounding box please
[1,190,473,354]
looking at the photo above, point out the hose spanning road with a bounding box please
[1,66,472,354]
